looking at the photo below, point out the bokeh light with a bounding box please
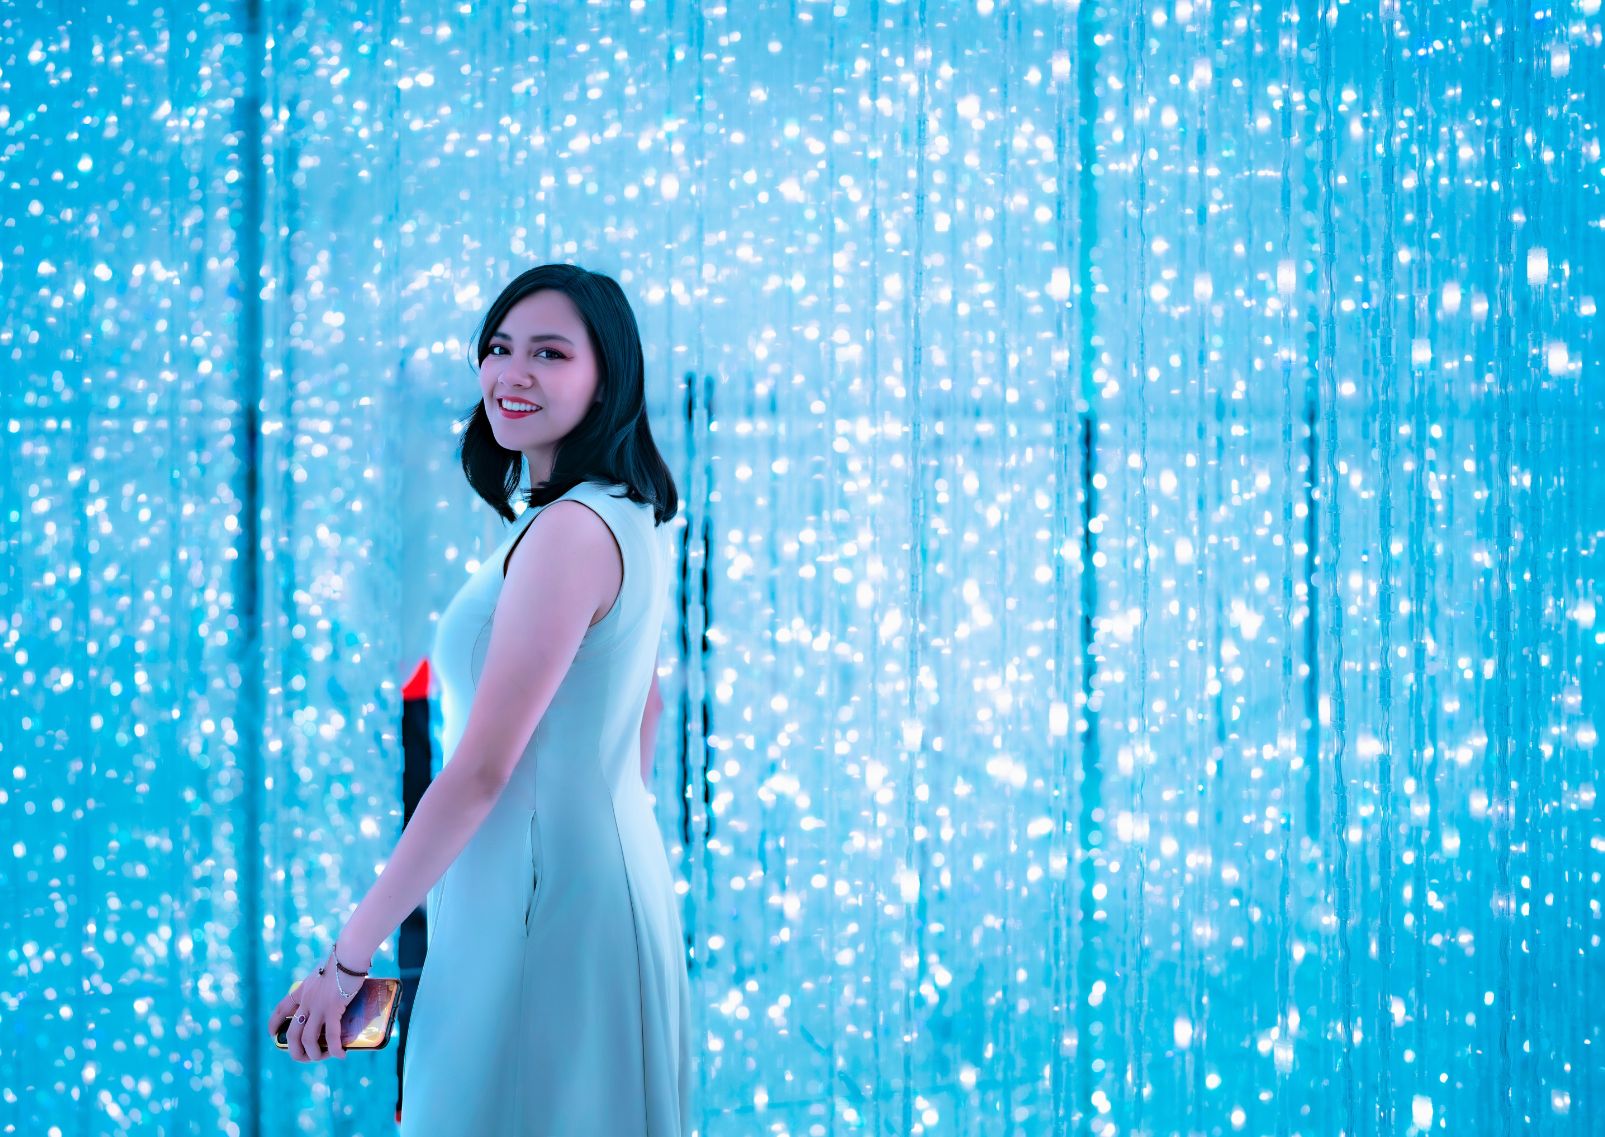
[2,1,1601,1135]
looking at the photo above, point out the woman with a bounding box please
[268,263,693,1135]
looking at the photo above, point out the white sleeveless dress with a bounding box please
[400,479,693,1136]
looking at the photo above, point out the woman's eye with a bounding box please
[488,345,563,360]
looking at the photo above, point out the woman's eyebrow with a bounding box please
[490,331,575,346]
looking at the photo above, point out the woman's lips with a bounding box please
[497,399,541,419]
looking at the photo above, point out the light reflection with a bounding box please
[4,1,1601,1135]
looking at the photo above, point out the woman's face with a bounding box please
[479,289,600,468]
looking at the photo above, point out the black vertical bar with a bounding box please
[393,668,437,1122]
[236,0,267,1131]
[1073,4,1102,1133]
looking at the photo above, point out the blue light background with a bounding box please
[2,1,1601,1135]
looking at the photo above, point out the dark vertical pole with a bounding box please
[392,660,437,1122]
[236,0,267,1131]
[1073,4,1102,1133]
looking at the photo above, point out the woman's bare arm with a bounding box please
[335,501,615,970]
[335,761,502,970]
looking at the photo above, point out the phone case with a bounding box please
[274,975,401,1051]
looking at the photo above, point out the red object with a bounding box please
[403,657,432,702]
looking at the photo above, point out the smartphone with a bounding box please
[274,976,402,1051]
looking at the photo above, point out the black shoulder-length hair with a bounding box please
[456,263,679,527]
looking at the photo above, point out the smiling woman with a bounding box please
[477,292,598,486]
[456,265,679,527]
[288,265,692,1136]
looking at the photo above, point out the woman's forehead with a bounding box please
[502,289,583,327]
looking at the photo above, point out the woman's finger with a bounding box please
[268,991,298,1037]
[302,1009,326,1061]
[268,979,307,1037]
[327,1002,346,1060]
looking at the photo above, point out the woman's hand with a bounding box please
[267,952,355,1063]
